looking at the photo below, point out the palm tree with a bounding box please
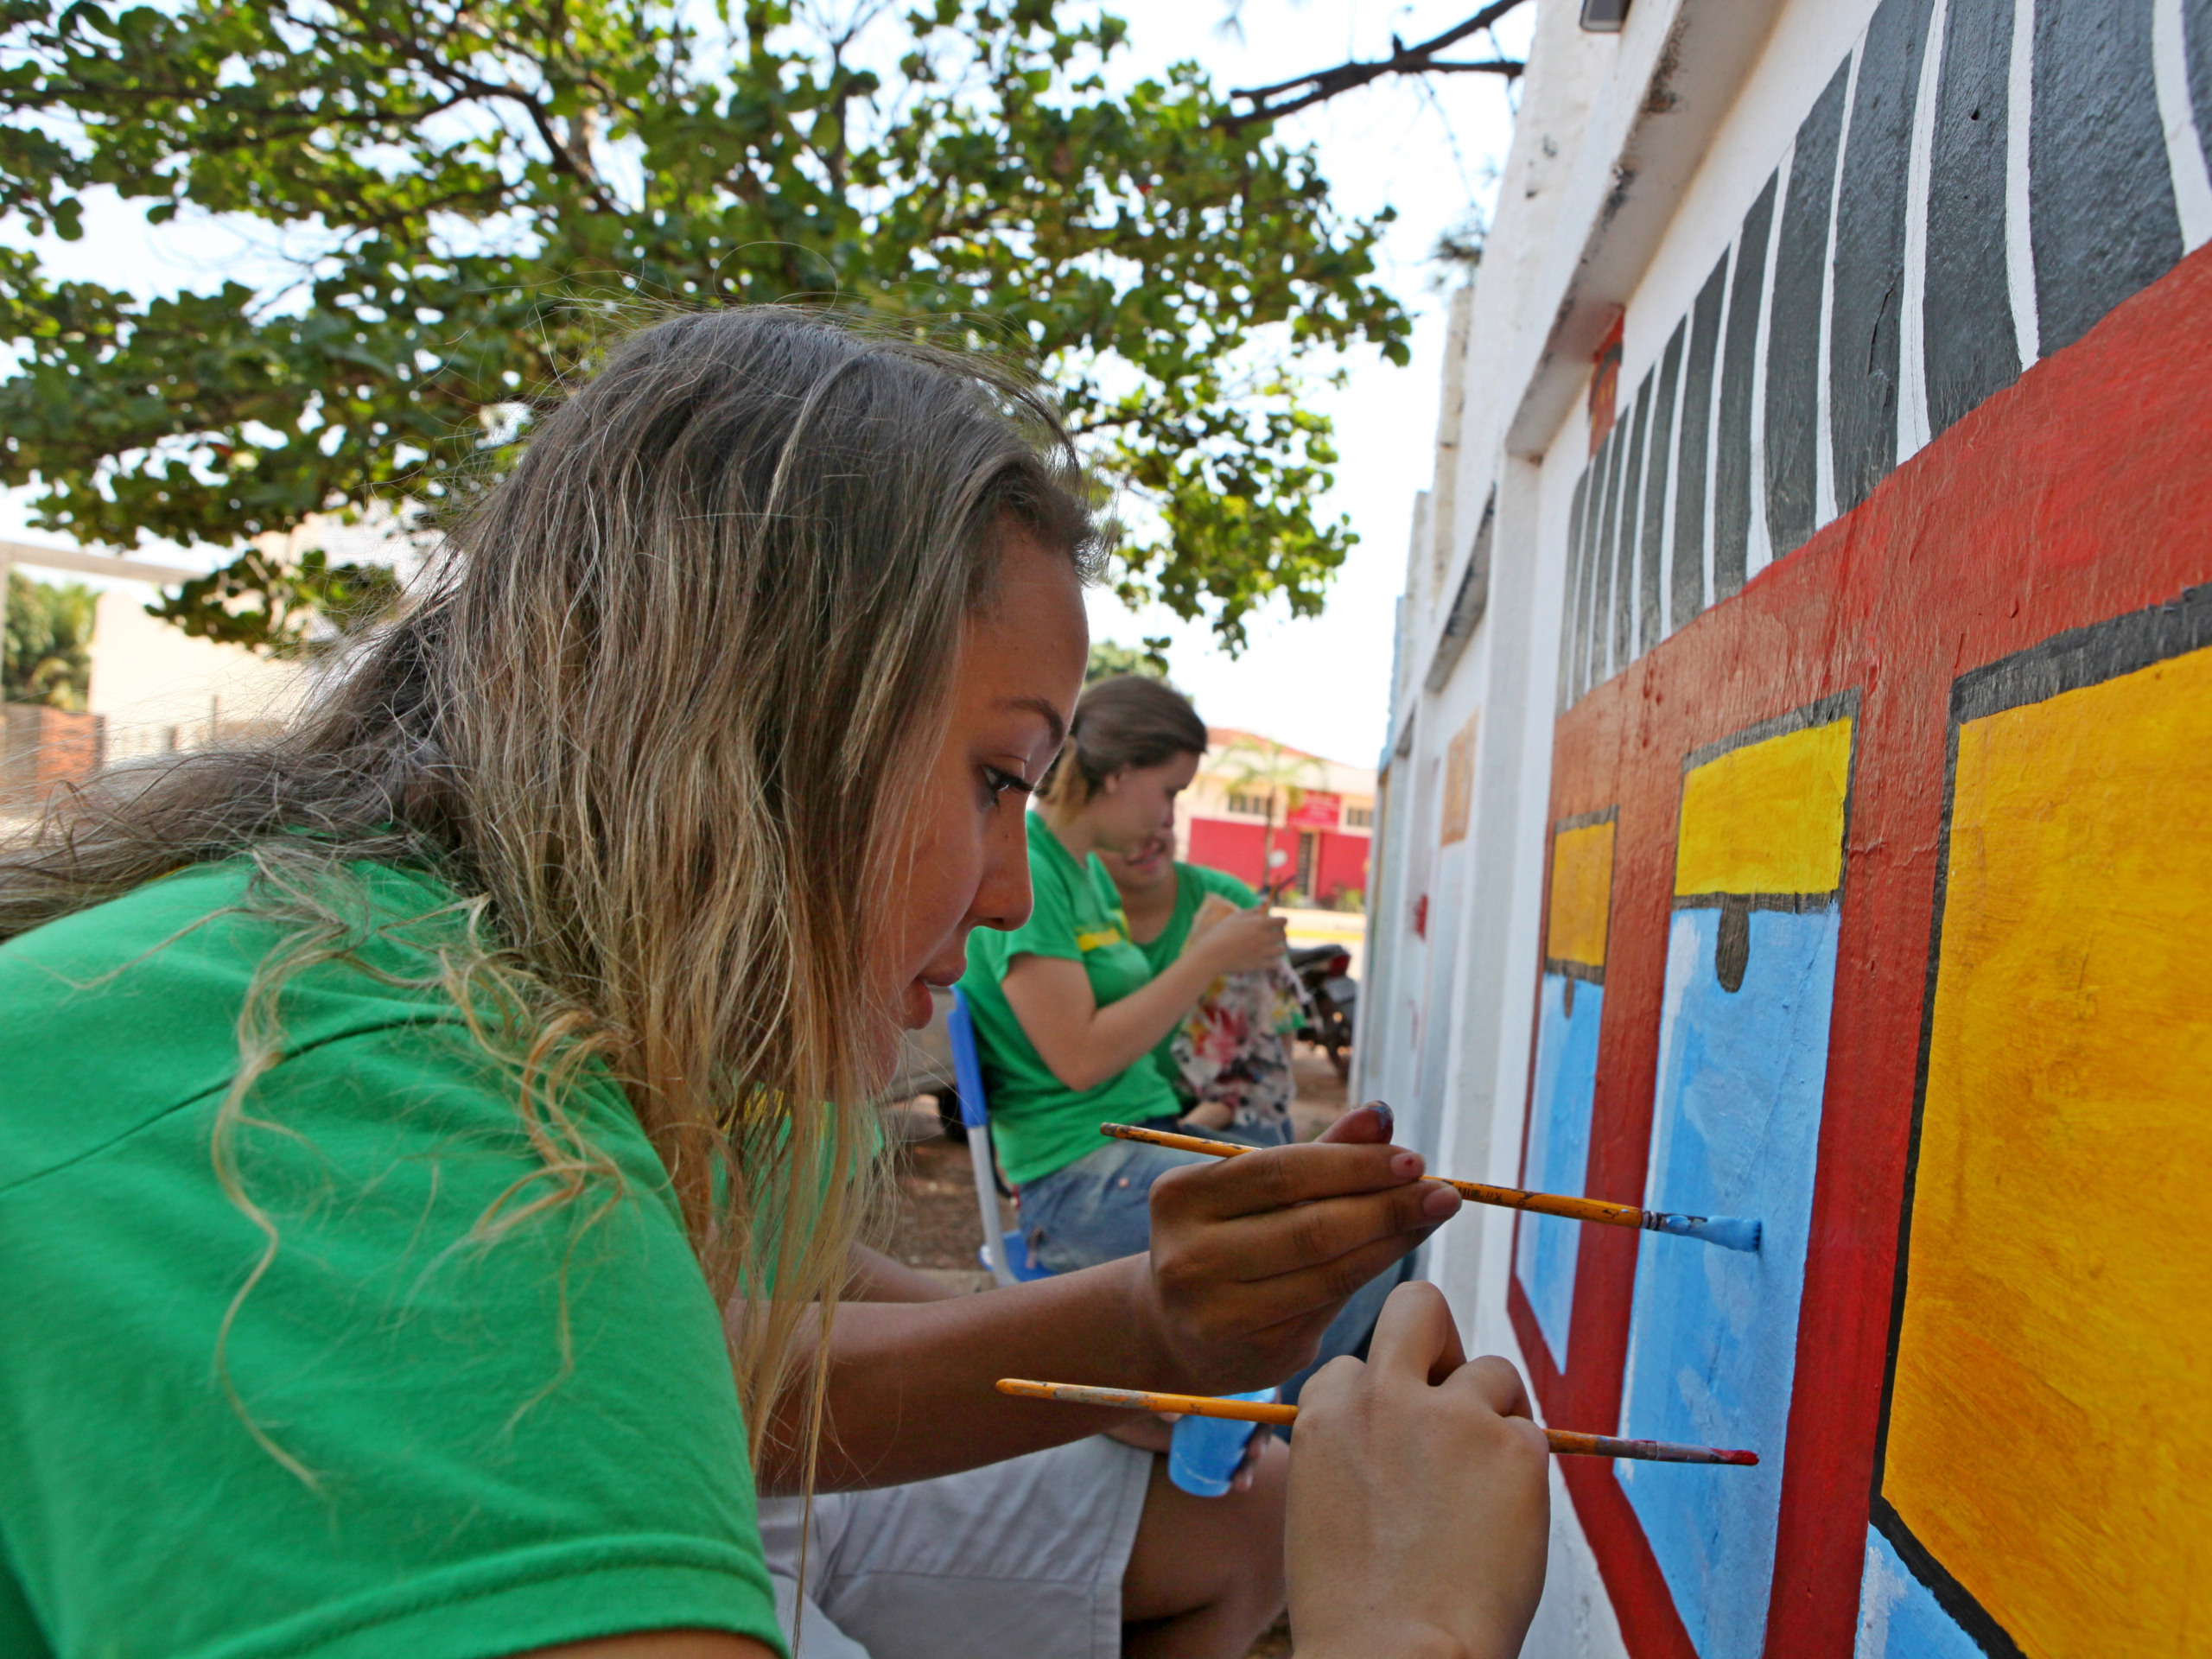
[1213,734,1325,900]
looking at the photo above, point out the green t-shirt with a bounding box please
[0,859,787,1659]
[957,813,1182,1185]
[1115,861,1261,1096]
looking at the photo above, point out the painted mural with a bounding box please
[1508,1,2212,1655]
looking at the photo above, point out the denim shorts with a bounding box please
[1016,1120,1206,1274]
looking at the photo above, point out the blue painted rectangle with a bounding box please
[1516,971,1603,1365]
[1616,905,1840,1659]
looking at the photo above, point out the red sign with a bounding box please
[1285,790,1341,829]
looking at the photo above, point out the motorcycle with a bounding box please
[1287,942,1357,1079]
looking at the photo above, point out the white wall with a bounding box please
[1359,0,1908,1645]
[89,587,307,758]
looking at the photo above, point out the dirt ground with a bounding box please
[880,1046,1350,1658]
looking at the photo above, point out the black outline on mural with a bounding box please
[1870,583,2212,1659]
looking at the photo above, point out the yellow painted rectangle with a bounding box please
[1675,717,1852,898]
[1545,819,1613,969]
[1883,644,2212,1657]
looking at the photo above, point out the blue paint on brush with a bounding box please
[1649,1211,1764,1252]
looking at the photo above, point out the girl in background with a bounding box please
[959,676,1289,1272]
[1096,826,1302,1147]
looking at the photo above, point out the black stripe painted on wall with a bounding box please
[2031,0,2183,358]
[1925,0,2021,439]
[1674,254,1726,632]
[1714,173,1777,603]
[1833,0,1933,516]
[1614,371,1653,671]
[1766,61,1851,563]
[1560,471,1590,710]
[2190,0,2212,140]
[1642,326,1683,653]
[1588,428,1624,690]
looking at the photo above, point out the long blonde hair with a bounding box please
[0,306,1100,1472]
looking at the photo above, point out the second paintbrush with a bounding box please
[1100,1121,1762,1253]
[995,1379,1758,1465]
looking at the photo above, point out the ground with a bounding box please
[881,1045,1351,1657]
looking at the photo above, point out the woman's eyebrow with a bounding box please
[996,696,1067,747]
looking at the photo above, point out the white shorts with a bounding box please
[758,1435,1154,1659]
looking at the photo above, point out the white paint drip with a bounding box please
[1815,45,1864,533]
[2005,0,2040,367]
[1659,333,1687,638]
[2152,0,2212,251]
[1897,0,1950,465]
[1746,145,1790,582]
[1853,1531,1910,1658]
[1703,249,1731,610]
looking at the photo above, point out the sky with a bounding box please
[1087,1,1532,766]
[0,0,1535,766]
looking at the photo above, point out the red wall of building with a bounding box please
[1314,830,1370,904]
[1185,817,1370,904]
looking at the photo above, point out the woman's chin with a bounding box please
[900,977,938,1031]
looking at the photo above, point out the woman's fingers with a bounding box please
[1159,1177,1457,1290]
[1164,1230,1436,1350]
[1444,1352,1535,1421]
[1150,1139,1435,1224]
[1363,1281,1469,1387]
[1317,1101,1394,1145]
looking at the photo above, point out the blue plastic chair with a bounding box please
[947,988,1052,1285]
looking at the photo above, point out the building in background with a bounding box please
[1174,728,1375,910]
[1,530,344,811]
[1357,3,2212,1657]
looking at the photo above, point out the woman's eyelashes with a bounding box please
[981,766,1034,807]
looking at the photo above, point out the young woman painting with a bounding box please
[1095,818,1302,1147]
[0,308,1548,1659]
[957,675,1295,1272]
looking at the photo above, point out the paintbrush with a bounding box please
[995,1379,1758,1465]
[1101,1122,1763,1253]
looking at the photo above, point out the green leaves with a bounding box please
[0,0,1408,649]
[4,570,95,708]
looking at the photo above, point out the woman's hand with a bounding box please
[1286,1283,1550,1659]
[767,1105,1461,1495]
[1134,1104,1461,1391]
[1185,901,1289,976]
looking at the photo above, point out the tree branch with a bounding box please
[1217,0,1530,131]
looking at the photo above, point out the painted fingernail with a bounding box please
[1369,1102,1395,1140]
[1390,1151,1424,1180]
[1422,1183,1461,1220]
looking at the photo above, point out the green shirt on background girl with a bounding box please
[957,813,1184,1186]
